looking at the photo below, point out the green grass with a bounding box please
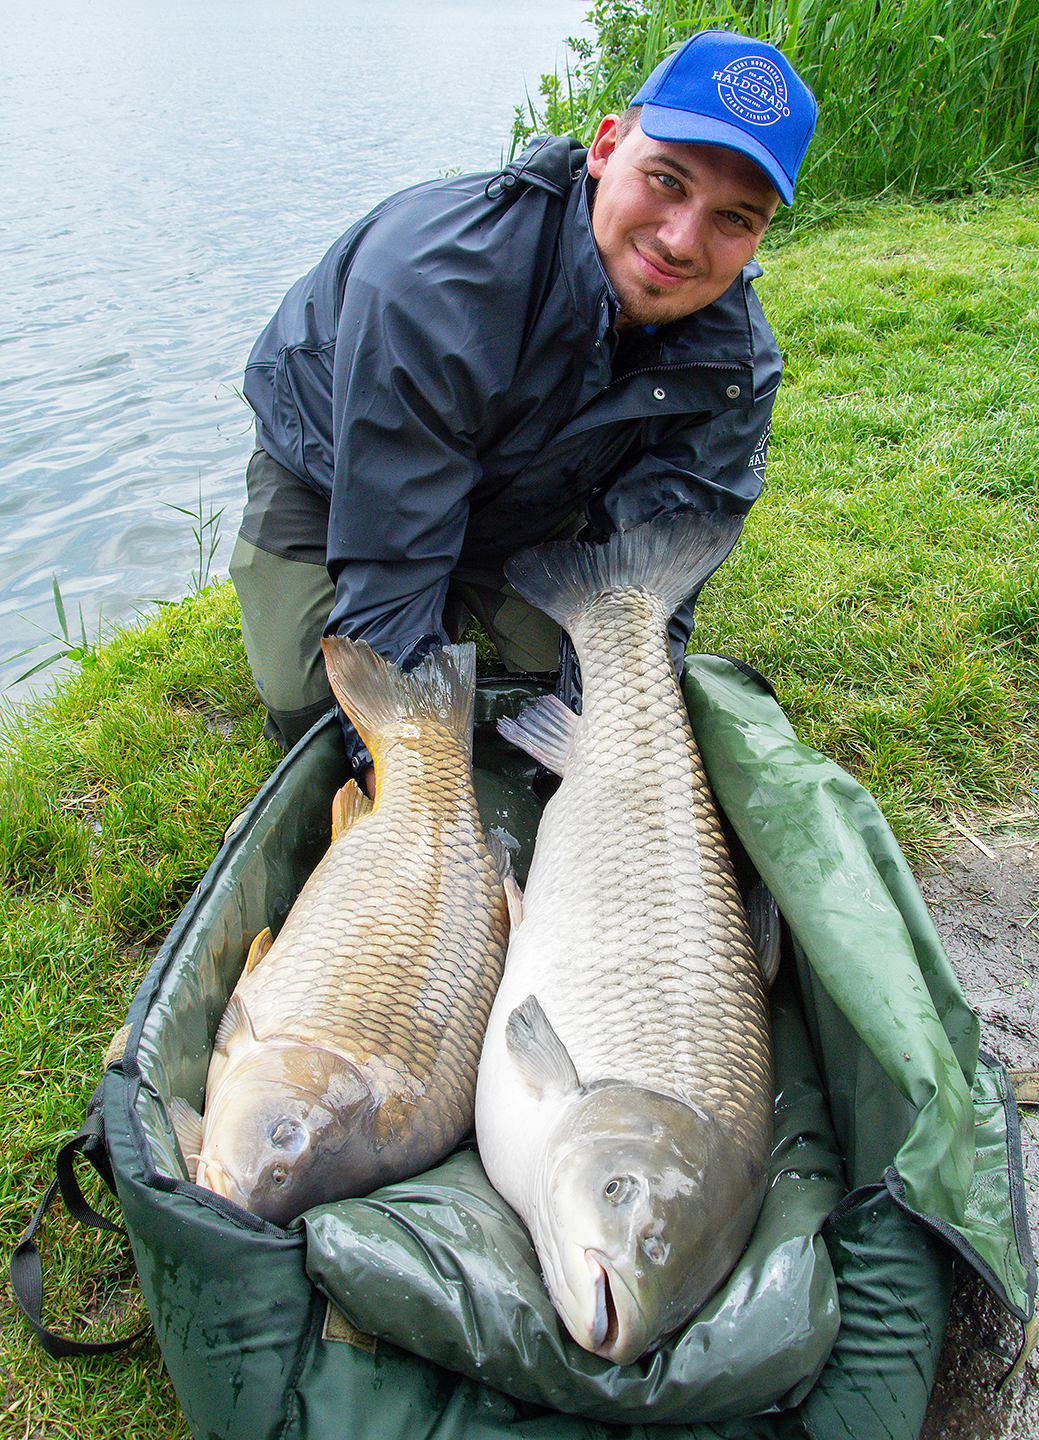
[1,196,1037,1437]
[514,0,1039,216]
[1,585,278,1439]
[695,193,1039,845]
[1,586,278,941]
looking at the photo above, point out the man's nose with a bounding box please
[657,203,709,266]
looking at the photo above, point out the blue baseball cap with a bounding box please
[630,31,817,205]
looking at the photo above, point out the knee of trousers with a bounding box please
[229,534,335,717]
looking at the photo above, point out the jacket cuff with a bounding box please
[396,633,443,673]
[339,716,373,782]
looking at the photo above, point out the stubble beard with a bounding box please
[614,276,695,329]
[613,240,707,328]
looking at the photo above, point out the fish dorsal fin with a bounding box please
[505,995,580,1099]
[213,994,256,1058]
[503,874,524,930]
[498,694,579,777]
[168,1096,204,1169]
[745,880,782,988]
[244,927,274,974]
[331,779,373,841]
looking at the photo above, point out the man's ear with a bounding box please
[586,114,622,179]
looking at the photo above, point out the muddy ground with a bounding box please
[916,813,1038,1440]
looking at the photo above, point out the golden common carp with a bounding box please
[474,513,774,1366]
[172,638,510,1227]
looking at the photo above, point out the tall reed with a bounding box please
[514,0,1039,212]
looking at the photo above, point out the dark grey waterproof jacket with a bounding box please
[243,135,783,670]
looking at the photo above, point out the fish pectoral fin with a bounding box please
[503,874,524,930]
[505,995,580,1099]
[168,1096,204,1170]
[497,694,578,777]
[331,779,373,841]
[486,833,516,892]
[213,994,256,1058]
[745,880,782,988]
[244,927,274,974]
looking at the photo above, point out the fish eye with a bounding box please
[269,1117,306,1152]
[604,1176,635,1203]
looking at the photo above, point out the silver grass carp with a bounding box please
[172,638,510,1227]
[474,513,774,1366]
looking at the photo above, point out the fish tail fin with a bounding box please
[505,512,744,630]
[321,638,476,750]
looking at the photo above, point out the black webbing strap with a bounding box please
[9,1087,149,1358]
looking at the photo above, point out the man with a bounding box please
[230,31,816,784]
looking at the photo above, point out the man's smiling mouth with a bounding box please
[632,244,697,289]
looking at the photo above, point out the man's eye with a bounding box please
[724,211,750,229]
[654,172,682,191]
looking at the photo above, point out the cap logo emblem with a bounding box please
[713,55,789,126]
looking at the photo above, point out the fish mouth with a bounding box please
[578,1250,647,1366]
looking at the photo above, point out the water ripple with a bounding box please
[0,0,588,703]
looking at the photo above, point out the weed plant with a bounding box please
[1,202,1036,1440]
[9,574,106,688]
[514,0,1039,214]
[163,476,225,597]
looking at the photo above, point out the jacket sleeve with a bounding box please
[316,140,581,667]
[322,231,519,662]
[585,379,778,673]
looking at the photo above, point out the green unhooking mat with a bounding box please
[17,659,1036,1440]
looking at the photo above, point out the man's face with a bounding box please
[586,115,779,329]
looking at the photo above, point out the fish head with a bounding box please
[197,1043,375,1226]
[533,1084,766,1366]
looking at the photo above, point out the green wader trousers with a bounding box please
[230,448,562,750]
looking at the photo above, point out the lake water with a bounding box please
[0,0,590,705]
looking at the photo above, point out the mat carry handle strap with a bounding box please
[9,1074,149,1358]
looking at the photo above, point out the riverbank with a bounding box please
[920,824,1039,1437]
[2,191,1037,1436]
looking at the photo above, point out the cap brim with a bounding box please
[637,103,793,205]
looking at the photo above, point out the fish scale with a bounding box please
[476,513,774,1365]
[511,584,771,1146]
[184,639,509,1226]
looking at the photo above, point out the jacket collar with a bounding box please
[559,173,617,341]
